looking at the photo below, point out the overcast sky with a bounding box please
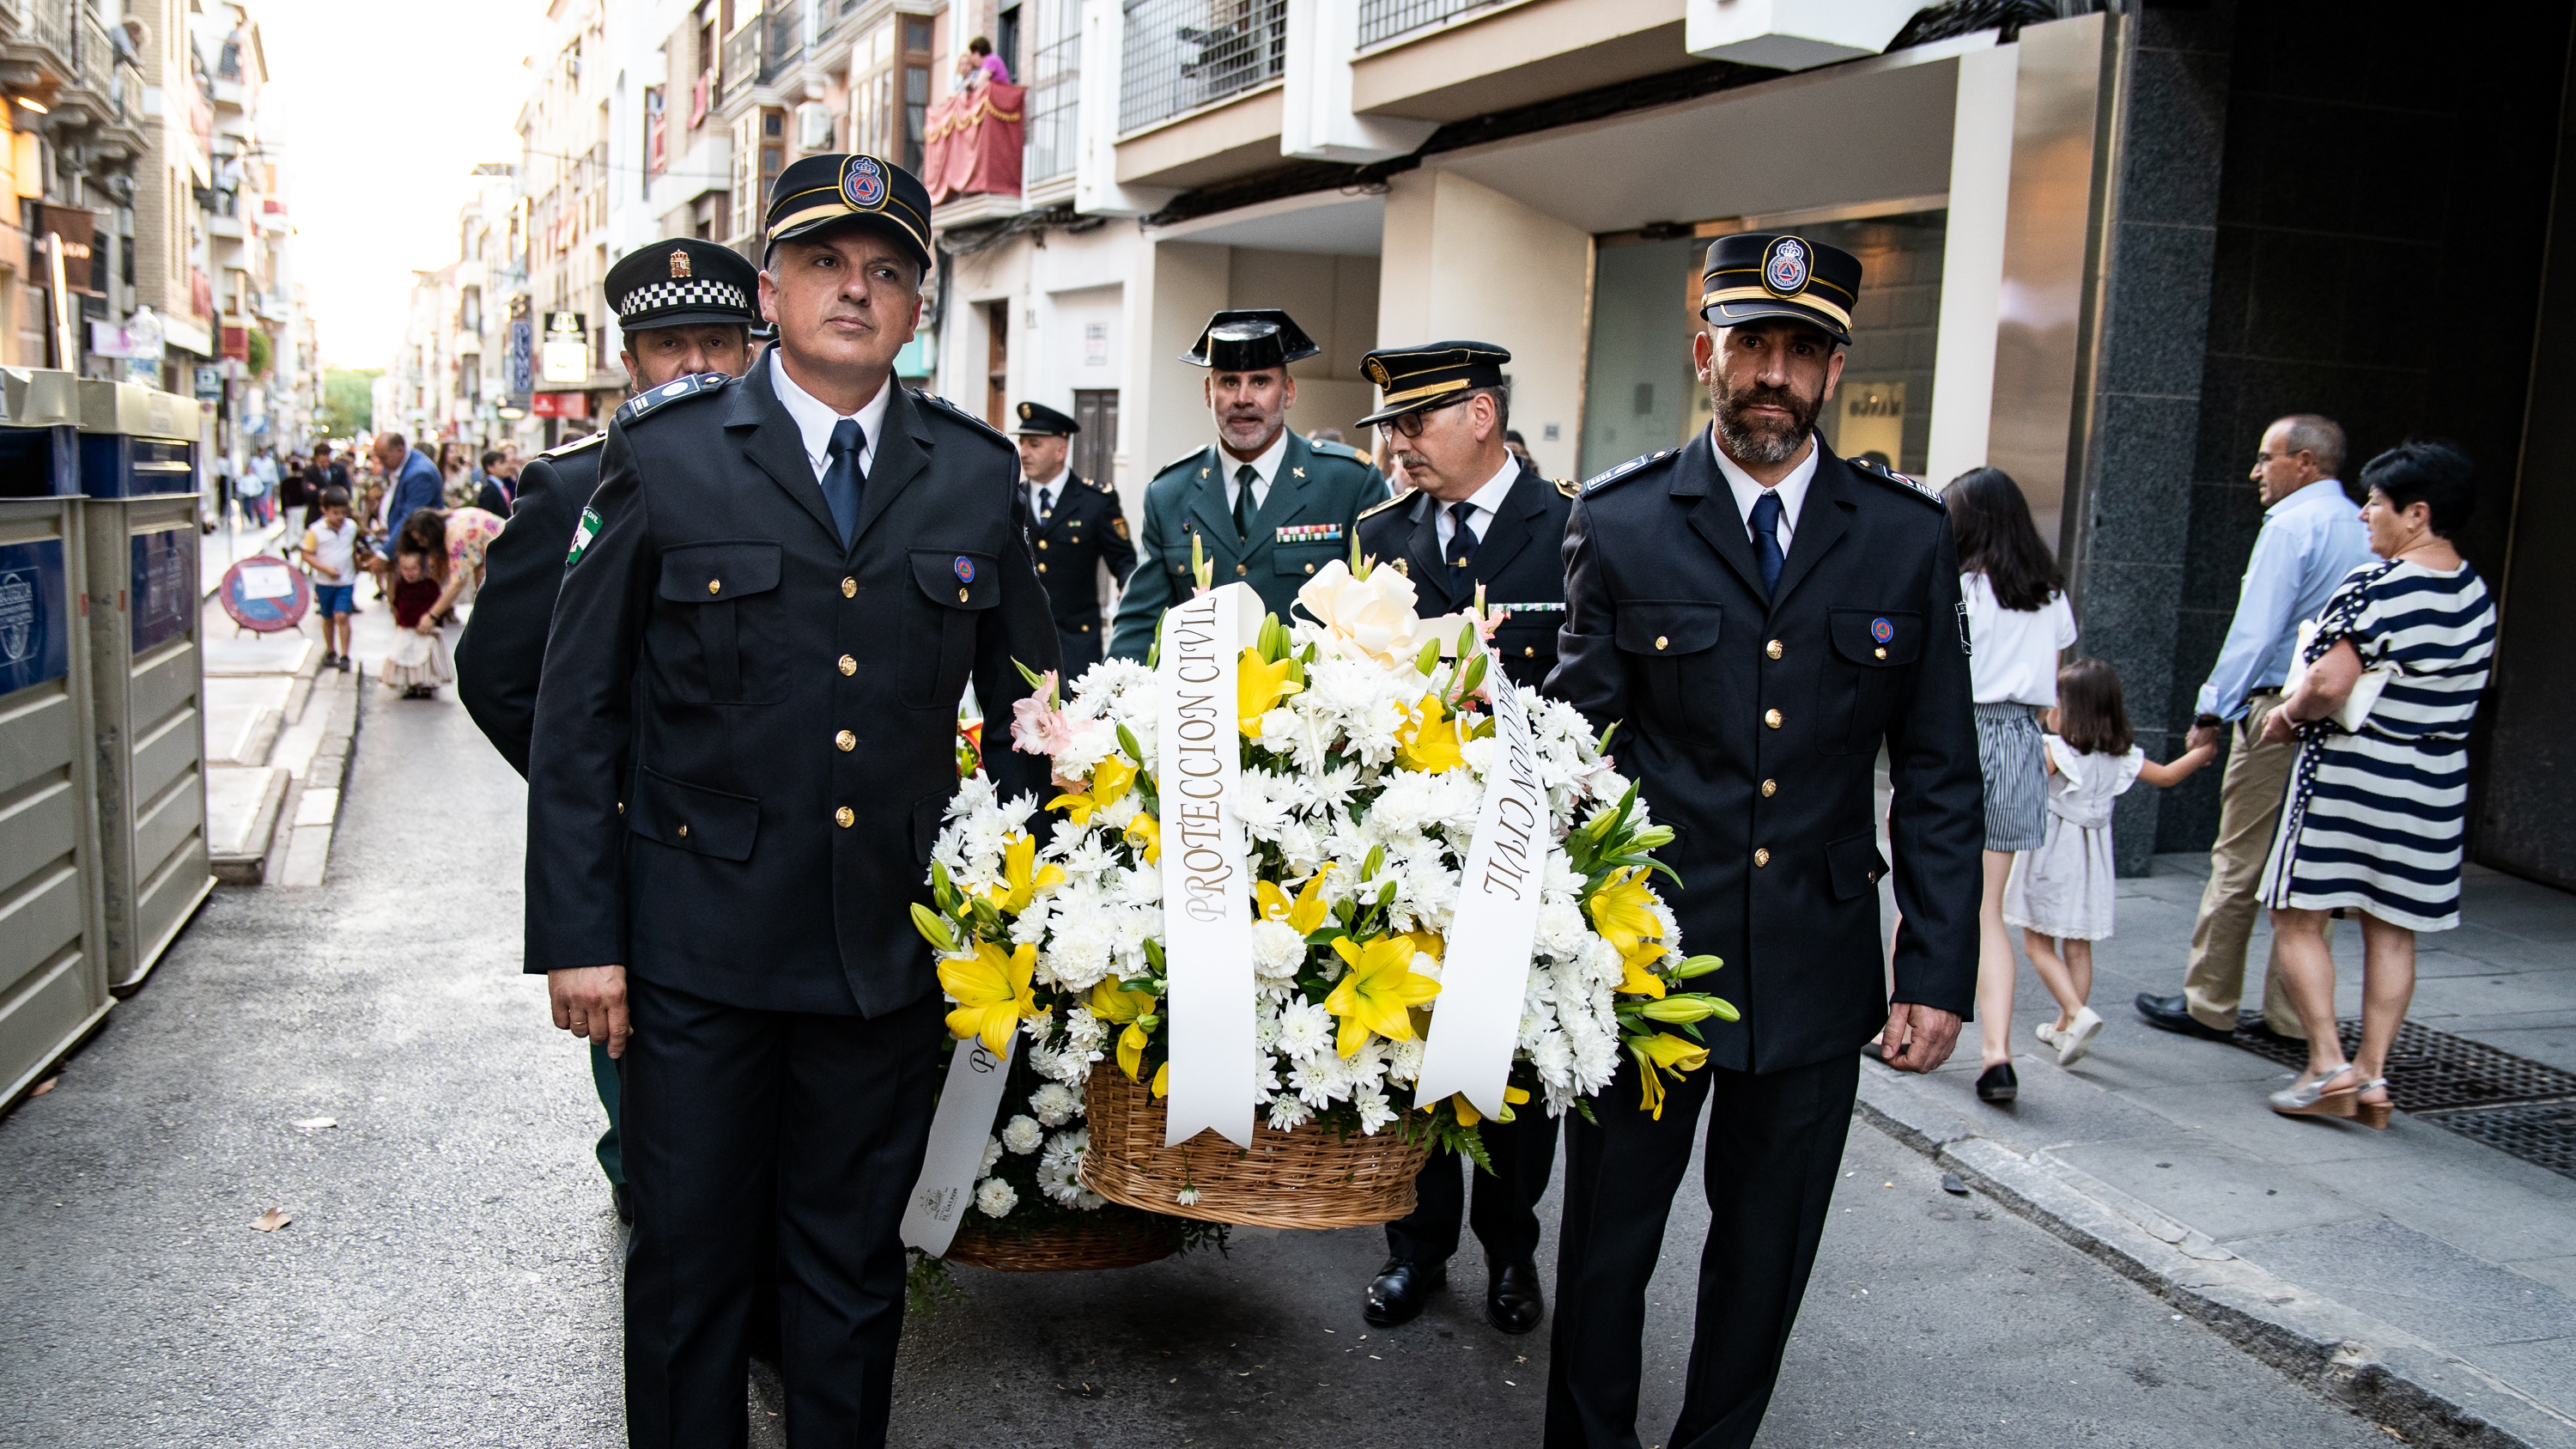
[252,0,543,369]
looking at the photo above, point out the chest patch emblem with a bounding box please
[1870,617,1895,643]
[952,556,976,584]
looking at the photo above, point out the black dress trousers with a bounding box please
[622,978,944,1449]
[1387,1106,1559,1269]
[1541,1050,1861,1449]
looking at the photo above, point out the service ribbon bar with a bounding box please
[1273,523,1343,544]
[1413,679,1549,1119]
[1157,583,1260,1149]
[897,1034,1017,1256]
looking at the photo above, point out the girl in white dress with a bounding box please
[2005,659,2215,1065]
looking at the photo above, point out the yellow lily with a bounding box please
[1151,1060,1170,1098]
[1403,928,1444,964]
[1123,810,1162,863]
[1239,647,1303,736]
[1630,1031,1710,1120]
[1255,864,1334,937]
[1449,1084,1529,1128]
[978,831,1066,914]
[939,940,1039,1056]
[1324,935,1443,1056]
[1589,867,1668,989]
[1048,752,1137,826]
[1089,975,1158,1081]
[1394,693,1464,773]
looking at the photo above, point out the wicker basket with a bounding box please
[944,1209,1182,1272]
[1079,1063,1433,1228]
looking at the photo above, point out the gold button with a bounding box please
[1523,646,1535,658]
[1753,847,1771,867]
[1655,636,1668,651]
[1874,647,1886,660]
[1761,778,1777,797]
[616,801,624,814]
[677,824,690,838]
[707,579,721,595]
[1304,563,1315,573]
[1765,709,1783,728]
[1765,639,1783,660]
[1236,563,1248,576]
[838,654,856,675]
[841,577,856,598]
[1037,539,1048,550]
[835,807,855,828]
[1079,624,1091,632]
[1867,868,1880,882]
[835,729,856,752]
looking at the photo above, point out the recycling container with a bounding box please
[0,367,81,497]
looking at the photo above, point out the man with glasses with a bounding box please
[1103,308,1387,658]
[2135,414,2372,1044]
[1350,340,1575,1336]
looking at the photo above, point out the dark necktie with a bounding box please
[1232,464,1259,544]
[823,418,866,549]
[1750,490,1784,599]
[1037,484,1054,522]
[1448,500,1480,573]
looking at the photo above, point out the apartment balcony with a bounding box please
[1349,0,1687,123]
[720,11,798,103]
[0,0,148,163]
[1114,0,1290,191]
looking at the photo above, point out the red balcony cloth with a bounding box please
[922,79,1025,204]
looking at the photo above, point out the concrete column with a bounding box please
[1139,240,1230,478]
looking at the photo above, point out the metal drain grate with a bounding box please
[2228,1019,2576,1178]
[2415,1099,2576,1180]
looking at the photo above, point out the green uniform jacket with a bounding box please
[1105,431,1388,660]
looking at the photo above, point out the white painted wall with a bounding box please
[1924,40,2017,490]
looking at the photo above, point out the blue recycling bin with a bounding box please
[0,368,82,498]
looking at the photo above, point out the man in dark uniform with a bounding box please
[1103,309,1387,657]
[1351,340,1573,1336]
[1012,399,1133,677]
[457,236,762,1221]
[1541,234,1981,1449]
[526,153,1055,1447]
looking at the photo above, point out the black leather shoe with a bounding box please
[1364,1257,1445,1327]
[1975,1062,2018,1103]
[2134,992,2233,1040]
[2236,1010,2306,1044]
[1485,1262,1544,1335]
[611,1184,633,1224]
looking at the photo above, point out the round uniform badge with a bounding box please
[1763,236,1811,296]
[841,155,888,211]
[952,556,976,584]
[1870,617,1895,643]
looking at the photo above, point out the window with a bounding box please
[644,85,668,186]
[460,285,482,334]
[459,353,480,401]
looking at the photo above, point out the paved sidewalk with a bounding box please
[1862,855,2576,1448]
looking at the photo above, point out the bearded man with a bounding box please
[1539,232,1982,1449]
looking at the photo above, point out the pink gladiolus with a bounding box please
[1010,677,1077,758]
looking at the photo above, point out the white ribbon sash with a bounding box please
[1157,583,1258,1148]
[1414,679,1548,1119]
[898,1034,1017,1257]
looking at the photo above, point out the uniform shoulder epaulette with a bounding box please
[1357,488,1415,523]
[912,388,1013,448]
[1581,448,1678,496]
[1310,438,1364,462]
[613,370,732,426]
[1085,473,1117,493]
[538,431,605,460]
[1553,477,1578,498]
[1155,446,1212,478]
[1850,456,1945,508]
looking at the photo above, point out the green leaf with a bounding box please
[1012,657,1052,691]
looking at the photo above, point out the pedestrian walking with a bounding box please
[2137,415,2375,1044]
[298,485,361,672]
[439,440,477,507]
[2258,441,2498,1127]
[1012,399,1133,679]
[1542,232,1981,1449]
[234,450,271,526]
[373,433,446,569]
[1947,465,2077,1104]
[382,546,453,697]
[2007,658,2216,1066]
[1352,340,1572,1337]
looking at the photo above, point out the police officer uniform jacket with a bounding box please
[1546,433,1981,1073]
[1105,430,1387,659]
[524,353,1059,1019]
[1357,459,1572,692]
[459,433,603,783]
[1026,468,1134,675]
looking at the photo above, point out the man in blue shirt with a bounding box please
[2136,415,2374,1041]
[372,432,444,561]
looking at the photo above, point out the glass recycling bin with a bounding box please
[79,380,213,993]
[1,367,81,498]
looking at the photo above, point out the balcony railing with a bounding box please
[1119,0,1287,135]
[1357,0,1492,48]
[721,12,799,100]
[1024,0,1082,182]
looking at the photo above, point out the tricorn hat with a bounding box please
[1179,308,1321,371]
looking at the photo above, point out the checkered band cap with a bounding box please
[618,277,753,322]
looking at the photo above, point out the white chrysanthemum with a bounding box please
[1030,1081,1080,1128]
[1535,901,1593,963]
[1352,1081,1396,1135]
[974,1177,1018,1218]
[979,1135,1005,1176]
[1256,707,1299,753]
[1266,1096,1312,1132]
[1063,1007,1109,1056]
[1021,1008,1055,1043]
[1001,1115,1043,1154]
[1529,1026,1575,1096]
[1250,919,1308,980]
[1037,1129,1089,1207]
[1275,999,1333,1062]
[1383,1035,1425,1085]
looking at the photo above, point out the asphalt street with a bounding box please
[0,668,2399,1447]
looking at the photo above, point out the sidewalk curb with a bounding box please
[1854,1063,2575,1449]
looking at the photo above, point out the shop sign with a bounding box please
[541,311,588,387]
[531,392,590,419]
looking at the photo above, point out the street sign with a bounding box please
[505,316,535,394]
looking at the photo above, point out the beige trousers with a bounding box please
[2182,691,2304,1036]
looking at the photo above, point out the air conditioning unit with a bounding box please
[795,101,832,152]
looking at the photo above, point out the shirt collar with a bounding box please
[1707,426,1820,529]
[1220,427,1291,492]
[2265,476,2350,519]
[1450,454,1521,521]
[769,350,893,471]
[1026,460,1068,494]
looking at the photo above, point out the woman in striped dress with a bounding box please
[2258,441,2497,1127]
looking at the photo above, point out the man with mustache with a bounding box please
[1103,308,1387,657]
[1541,233,1982,1449]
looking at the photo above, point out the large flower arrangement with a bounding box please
[911,558,1735,1195]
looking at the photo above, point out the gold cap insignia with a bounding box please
[670,249,691,279]
[1365,358,1390,387]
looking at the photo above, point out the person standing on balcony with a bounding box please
[1012,399,1133,679]
[959,34,1010,88]
[1104,308,1388,659]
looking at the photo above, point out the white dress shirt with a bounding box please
[1026,461,1070,521]
[1708,426,1820,556]
[769,351,891,484]
[1432,455,1524,554]
[1219,427,1291,515]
